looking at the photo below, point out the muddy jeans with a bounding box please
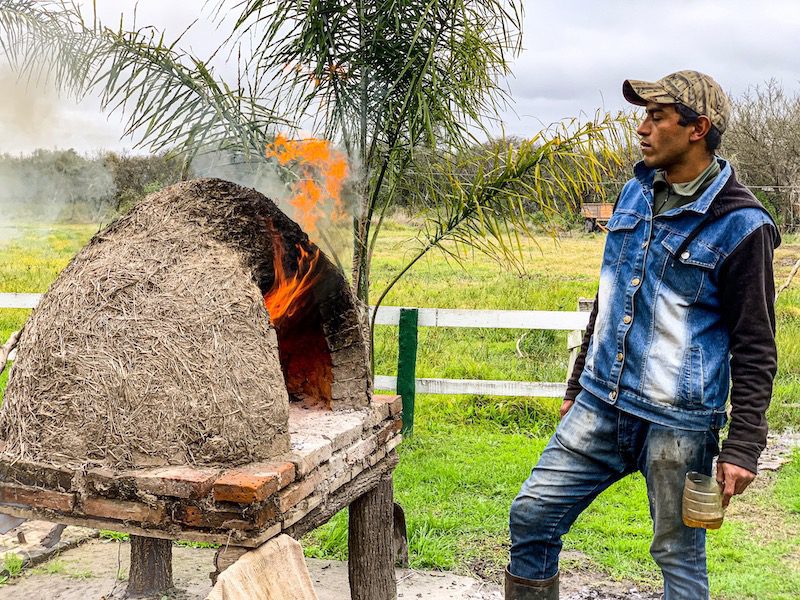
[509,390,719,600]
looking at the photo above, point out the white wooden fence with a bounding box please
[369,306,589,397]
[0,293,40,309]
[1,293,590,398]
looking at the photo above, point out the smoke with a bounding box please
[0,149,116,236]
[192,152,291,206]
[192,150,355,270]
[0,68,59,148]
[0,67,124,155]
[0,70,62,244]
[0,67,119,248]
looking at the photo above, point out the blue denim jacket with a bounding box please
[579,159,776,431]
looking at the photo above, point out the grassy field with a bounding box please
[1,220,799,599]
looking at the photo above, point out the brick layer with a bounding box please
[133,466,218,499]
[0,396,402,542]
[82,496,165,525]
[213,471,279,504]
[0,461,74,492]
[0,482,75,512]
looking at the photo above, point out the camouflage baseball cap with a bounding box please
[623,70,731,134]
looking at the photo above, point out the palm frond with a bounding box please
[0,1,100,95]
[231,1,522,158]
[91,25,288,158]
[0,1,289,160]
[370,112,633,329]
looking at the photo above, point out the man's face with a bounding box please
[636,102,693,170]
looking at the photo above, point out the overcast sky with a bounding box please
[2,0,800,154]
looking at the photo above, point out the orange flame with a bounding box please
[264,233,322,327]
[265,134,349,233]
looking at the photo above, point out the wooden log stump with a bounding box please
[210,545,249,585]
[127,535,173,597]
[348,475,396,600]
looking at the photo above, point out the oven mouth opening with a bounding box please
[272,306,333,410]
[260,228,334,409]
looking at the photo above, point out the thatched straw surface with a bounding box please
[0,179,296,469]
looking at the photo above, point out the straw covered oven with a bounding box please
[0,179,402,597]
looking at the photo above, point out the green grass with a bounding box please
[703,451,800,600]
[775,449,800,514]
[98,530,129,542]
[0,552,24,583]
[1,220,799,599]
[29,559,94,580]
[99,530,217,550]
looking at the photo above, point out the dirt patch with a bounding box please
[758,432,800,472]
[0,538,216,599]
[0,538,663,600]
[0,521,97,570]
[724,432,800,545]
[560,563,661,600]
[726,491,800,545]
[465,555,504,583]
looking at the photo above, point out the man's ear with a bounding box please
[690,115,712,142]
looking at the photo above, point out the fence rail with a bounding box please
[373,376,567,398]
[370,306,589,331]
[0,293,40,309]
[1,293,589,431]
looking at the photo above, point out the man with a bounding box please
[506,70,780,600]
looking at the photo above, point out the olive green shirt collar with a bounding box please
[652,158,721,215]
[653,159,721,196]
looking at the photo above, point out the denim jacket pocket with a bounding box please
[660,233,721,302]
[678,345,705,409]
[605,212,643,274]
[606,211,641,232]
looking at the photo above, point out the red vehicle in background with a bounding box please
[580,202,614,232]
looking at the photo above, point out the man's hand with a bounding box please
[715,461,756,508]
[559,399,574,419]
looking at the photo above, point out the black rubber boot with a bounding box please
[504,566,559,600]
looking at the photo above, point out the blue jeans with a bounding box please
[509,390,719,600]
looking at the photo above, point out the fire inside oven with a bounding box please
[263,225,332,408]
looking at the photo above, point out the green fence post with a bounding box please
[396,308,419,434]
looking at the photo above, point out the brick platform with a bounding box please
[0,395,402,547]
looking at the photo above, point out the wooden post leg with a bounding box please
[127,535,173,597]
[348,476,396,600]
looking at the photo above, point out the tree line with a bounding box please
[5,76,800,231]
[389,78,800,232]
[724,79,800,228]
[0,149,184,222]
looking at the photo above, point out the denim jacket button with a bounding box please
[623,315,632,324]
[616,353,624,361]
[631,277,641,286]
[608,390,617,400]
[681,251,690,260]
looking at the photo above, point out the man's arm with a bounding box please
[561,294,599,417]
[716,223,778,505]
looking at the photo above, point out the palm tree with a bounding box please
[0,0,630,326]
